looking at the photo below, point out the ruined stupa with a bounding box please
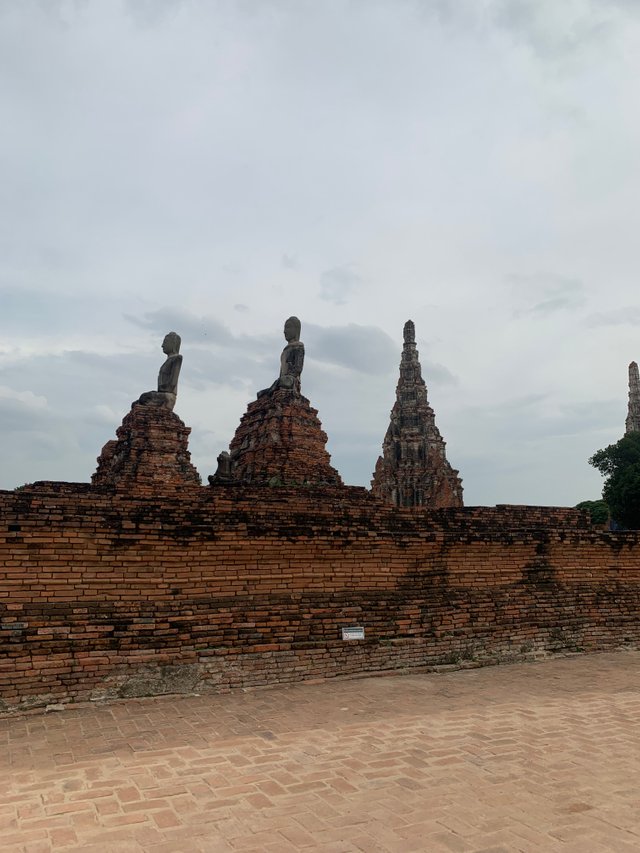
[625,361,640,435]
[93,332,200,493]
[371,320,462,509]
[219,316,342,486]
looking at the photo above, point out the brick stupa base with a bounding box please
[93,403,201,494]
[228,388,343,486]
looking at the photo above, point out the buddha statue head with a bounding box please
[284,316,301,344]
[162,331,181,356]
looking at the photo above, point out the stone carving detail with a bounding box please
[371,320,463,509]
[258,317,305,398]
[208,451,235,485]
[138,332,183,411]
[626,361,640,434]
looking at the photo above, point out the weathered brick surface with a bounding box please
[626,360,640,434]
[372,321,462,509]
[227,388,342,485]
[92,403,201,494]
[1,484,639,711]
[4,653,640,852]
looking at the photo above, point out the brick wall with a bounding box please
[1,483,639,711]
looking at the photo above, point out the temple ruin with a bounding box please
[371,320,463,509]
[224,317,342,486]
[626,360,640,434]
[92,332,200,493]
[2,320,640,712]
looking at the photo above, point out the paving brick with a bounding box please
[48,827,77,847]
[2,652,640,851]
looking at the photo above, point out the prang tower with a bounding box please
[625,361,640,434]
[371,320,463,509]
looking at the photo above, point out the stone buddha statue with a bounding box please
[258,316,305,397]
[137,331,183,411]
[208,450,235,485]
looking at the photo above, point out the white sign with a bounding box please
[342,626,365,641]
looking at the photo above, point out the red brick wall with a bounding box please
[1,484,639,711]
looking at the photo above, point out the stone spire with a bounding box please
[626,361,640,434]
[371,320,463,509]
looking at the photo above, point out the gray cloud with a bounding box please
[529,295,583,317]
[421,360,458,386]
[305,323,396,375]
[3,1,640,504]
[411,0,633,64]
[448,394,621,505]
[124,309,236,347]
[319,267,362,305]
[126,311,406,379]
[587,307,640,328]
[0,388,50,432]
[0,313,426,487]
[492,0,610,60]
[457,394,620,442]
[0,351,150,416]
[0,372,113,487]
[125,0,183,28]
[0,344,250,488]
[461,393,548,421]
[183,347,270,393]
[0,285,114,336]
[508,273,587,318]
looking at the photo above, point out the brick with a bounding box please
[228,387,342,486]
[0,479,637,713]
[372,320,462,509]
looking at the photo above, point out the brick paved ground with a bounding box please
[2,651,640,852]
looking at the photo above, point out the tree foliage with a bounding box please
[589,432,640,528]
[575,500,609,526]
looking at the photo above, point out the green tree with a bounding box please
[589,432,640,528]
[575,499,609,525]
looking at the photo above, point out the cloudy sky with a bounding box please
[2,0,640,505]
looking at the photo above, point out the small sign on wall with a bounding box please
[342,626,365,641]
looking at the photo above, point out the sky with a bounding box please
[1,0,640,505]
